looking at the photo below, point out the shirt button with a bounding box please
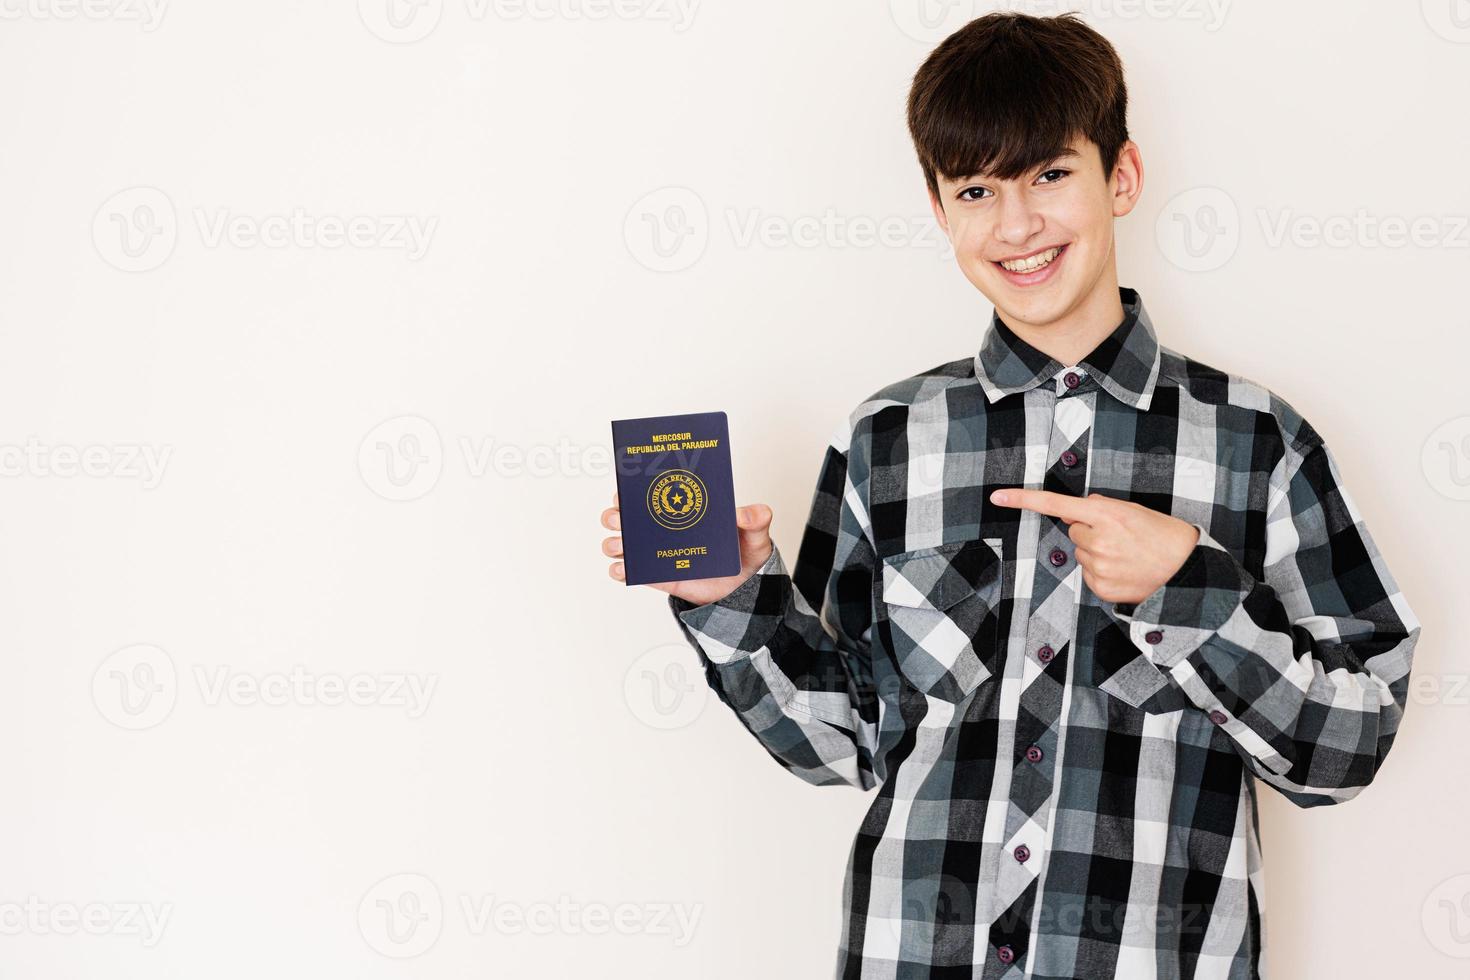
[997,945,1016,964]
[1060,450,1078,467]
[1013,844,1031,863]
[1037,645,1055,664]
[1049,548,1067,567]
[1145,629,1164,645]
[1209,710,1229,725]
[1025,745,1044,764]
[1064,371,1081,389]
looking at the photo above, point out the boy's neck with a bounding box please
[996,274,1128,369]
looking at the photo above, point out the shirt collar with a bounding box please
[974,286,1162,411]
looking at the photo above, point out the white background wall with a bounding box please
[1,1,1466,977]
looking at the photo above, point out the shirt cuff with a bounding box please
[667,544,787,664]
[1107,522,1253,669]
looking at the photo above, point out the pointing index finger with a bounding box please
[990,488,1096,525]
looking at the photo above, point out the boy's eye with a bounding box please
[956,168,1068,201]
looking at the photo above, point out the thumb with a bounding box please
[736,503,773,543]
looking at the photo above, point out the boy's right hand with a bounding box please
[601,491,775,606]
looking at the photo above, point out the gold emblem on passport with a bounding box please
[647,469,708,531]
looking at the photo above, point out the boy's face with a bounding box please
[928,137,1142,331]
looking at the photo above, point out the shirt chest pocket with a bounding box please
[877,536,1005,703]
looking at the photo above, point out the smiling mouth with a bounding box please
[995,244,1067,273]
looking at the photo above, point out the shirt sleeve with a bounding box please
[1108,432,1421,807]
[667,420,880,790]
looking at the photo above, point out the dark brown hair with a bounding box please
[906,12,1129,201]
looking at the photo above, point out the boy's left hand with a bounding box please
[989,488,1200,605]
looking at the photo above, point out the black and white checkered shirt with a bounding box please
[668,286,1420,979]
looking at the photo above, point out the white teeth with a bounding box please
[1000,246,1062,273]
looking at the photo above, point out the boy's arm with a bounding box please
[667,421,880,790]
[1111,431,1421,807]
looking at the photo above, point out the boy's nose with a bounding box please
[992,195,1044,250]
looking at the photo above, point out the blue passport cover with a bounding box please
[610,411,741,586]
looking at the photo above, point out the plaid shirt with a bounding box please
[668,286,1421,980]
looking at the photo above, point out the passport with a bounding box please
[610,411,742,587]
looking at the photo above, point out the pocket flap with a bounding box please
[1092,617,1186,712]
[881,537,1003,611]
[1098,654,1172,709]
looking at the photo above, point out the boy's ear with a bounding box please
[1111,139,1144,218]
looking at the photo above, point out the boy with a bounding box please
[600,12,1419,978]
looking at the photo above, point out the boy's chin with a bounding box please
[969,270,1073,327]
